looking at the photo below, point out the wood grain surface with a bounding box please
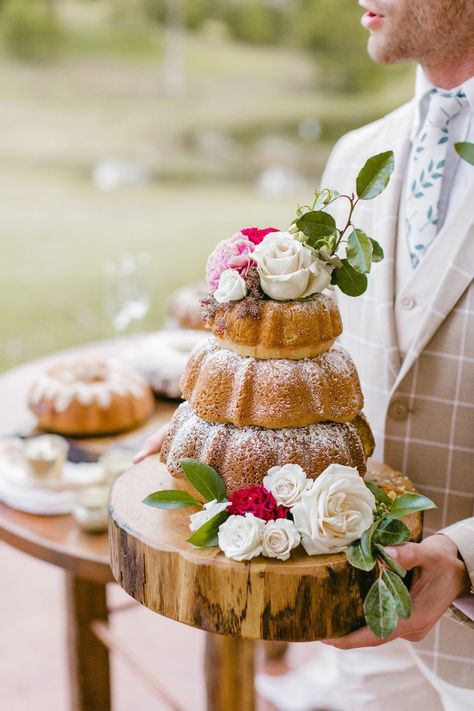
[109,458,422,642]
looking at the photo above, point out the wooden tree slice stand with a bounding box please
[109,458,421,710]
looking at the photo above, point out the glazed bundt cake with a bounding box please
[181,337,363,428]
[160,402,374,493]
[29,359,154,436]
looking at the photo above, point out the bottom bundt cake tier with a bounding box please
[160,402,374,493]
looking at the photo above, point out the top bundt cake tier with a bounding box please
[205,293,342,360]
[181,337,363,428]
[160,402,375,494]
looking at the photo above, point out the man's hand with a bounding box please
[133,422,170,464]
[323,534,471,650]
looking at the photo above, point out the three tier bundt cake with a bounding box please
[160,228,375,494]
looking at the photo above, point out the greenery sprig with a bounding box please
[292,151,395,296]
[455,141,474,166]
[143,458,229,547]
[346,482,436,638]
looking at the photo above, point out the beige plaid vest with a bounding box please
[321,100,474,688]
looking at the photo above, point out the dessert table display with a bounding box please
[0,340,177,711]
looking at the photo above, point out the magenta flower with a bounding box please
[241,227,279,245]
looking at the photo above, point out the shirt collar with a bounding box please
[411,65,474,139]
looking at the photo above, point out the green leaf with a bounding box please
[346,229,373,274]
[374,543,406,578]
[363,578,399,638]
[180,458,227,502]
[296,210,337,246]
[382,569,412,619]
[143,490,202,510]
[365,482,393,506]
[356,151,395,200]
[388,493,437,519]
[346,540,376,571]
[455,141,474,166]
[186,510,230,548]
[369,238,384,263]
[361,520,380,558]
[331,258,368,296]
[373,518,411,546]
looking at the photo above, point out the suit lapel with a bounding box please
[372,104,414,383]
[392,184,474,391]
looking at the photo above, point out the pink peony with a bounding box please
[241,227,279,245]
[206,233,255,292]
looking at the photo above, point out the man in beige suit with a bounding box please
[256,1,474,709]
[136,0,473,707]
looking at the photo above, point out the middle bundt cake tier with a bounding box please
[160,402,375,494]
[181,337,364,428]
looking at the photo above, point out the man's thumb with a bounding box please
[384,542,423,571]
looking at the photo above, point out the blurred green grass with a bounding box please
[0,3,414,372]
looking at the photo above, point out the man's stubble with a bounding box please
[367,0,474,67]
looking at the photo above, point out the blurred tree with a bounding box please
[142,0,218,30]
[291,0,387,92]
[1,0,62,61]
[223,0,286,45]
[162,0,186,95]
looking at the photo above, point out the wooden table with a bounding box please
[110,458,422,711]
[0,340,176,711]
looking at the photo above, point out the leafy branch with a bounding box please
[346,483,436,638]
[292,151,395,296]
[143,458,231,546]
[455,142,474,166]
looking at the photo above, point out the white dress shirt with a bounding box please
[395,66,474,354]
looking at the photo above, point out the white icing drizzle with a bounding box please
[30,359,149,413]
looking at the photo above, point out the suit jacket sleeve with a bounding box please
[440,517,474,589]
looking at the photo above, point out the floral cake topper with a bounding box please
[204,150,395,307]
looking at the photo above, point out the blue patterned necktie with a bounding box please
[405,88,467,267]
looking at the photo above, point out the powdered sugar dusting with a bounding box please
[161,402,366,493]
[182,337,363,427]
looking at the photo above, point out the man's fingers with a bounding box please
[384,542,424,571]
[133,423,169,463]
[321,625,387,650]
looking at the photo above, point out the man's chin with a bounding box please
[367,37,408,65]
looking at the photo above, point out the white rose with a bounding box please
[189,499,231,532]
[262,519,301,561]
[263,464,309,507]
[291,464,376,555]
[252,231,333,300]
[217,513,265,561]
[214,269,247,303]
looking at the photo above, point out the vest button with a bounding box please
[401,296,416,310]
[388,398,410,421]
